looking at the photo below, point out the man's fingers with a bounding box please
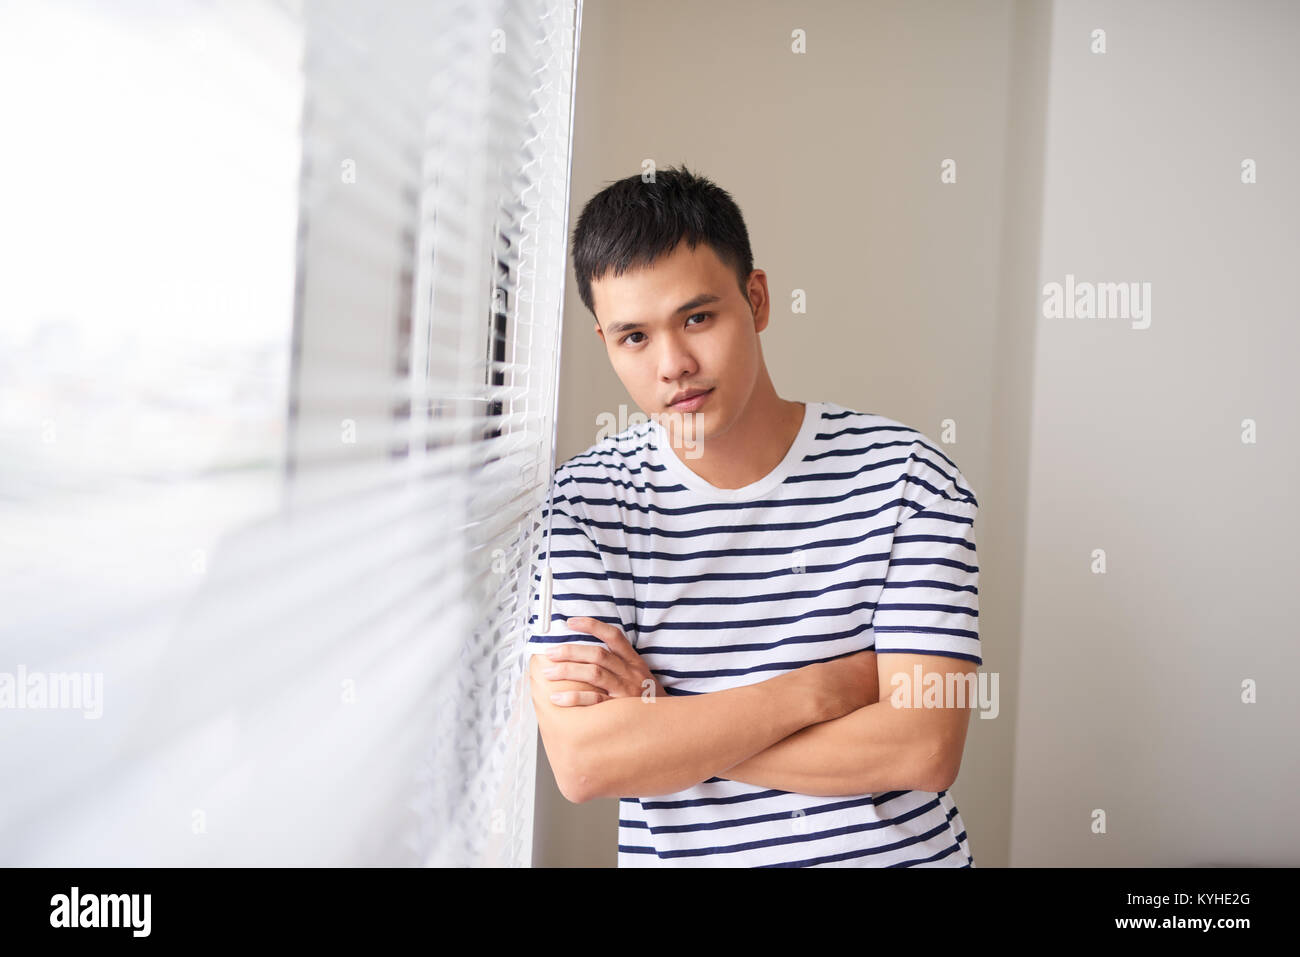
[545,641,631,682]
[548,688,608,707]
[542,661,618,692]
[565,617,637,663]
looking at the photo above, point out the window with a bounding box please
[0,0,581,867]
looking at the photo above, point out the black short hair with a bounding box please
[570,164,754,322]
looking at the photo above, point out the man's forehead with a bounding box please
[592,243,732,325]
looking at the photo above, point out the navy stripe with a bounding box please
[649,800,943,860]
[761,821,956,868]
[556,475,966,524]
[639,788,911,811]
[541,501,963,553]
[871,647,982,665]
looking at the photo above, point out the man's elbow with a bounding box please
[923,760,958,793]
[921,743,964,792]
[542,728,606,804]
[556,776,590,805]
[915,707,972,792]
[554,755,600,804]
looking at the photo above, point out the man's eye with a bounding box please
[621,314,709,345]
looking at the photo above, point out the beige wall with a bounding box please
[532,0,1297,867]
[1010,0,1300,865]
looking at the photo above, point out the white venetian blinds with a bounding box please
[0,0,581,866]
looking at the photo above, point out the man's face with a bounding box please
[591,240,768,442]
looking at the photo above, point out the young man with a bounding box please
[525,165,982,867]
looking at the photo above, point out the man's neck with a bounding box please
[665,387,806,490]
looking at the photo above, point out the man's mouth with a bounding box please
[668,388,713,410]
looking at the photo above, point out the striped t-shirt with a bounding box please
[526,399,981,867]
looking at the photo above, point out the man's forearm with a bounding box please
[716,700,949,796]
[570,669,831,801]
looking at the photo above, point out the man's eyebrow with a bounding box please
[605,293,723,337]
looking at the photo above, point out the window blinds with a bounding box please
[0,0,581,867]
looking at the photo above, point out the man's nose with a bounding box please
[658,338,696,380]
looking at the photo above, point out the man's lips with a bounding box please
[668,388,713,410]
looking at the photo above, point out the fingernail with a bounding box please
[542,667,557,678]
[545,647,561,658]
[549,693,563,702]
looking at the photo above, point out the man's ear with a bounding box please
[593,321,604,342]
[747,269,771,333]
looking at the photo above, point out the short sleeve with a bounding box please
[524,474,625,657]
[871,469,982,666]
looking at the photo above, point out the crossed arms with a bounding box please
[526,617,976,804]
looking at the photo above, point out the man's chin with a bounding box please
[655,407,708,454]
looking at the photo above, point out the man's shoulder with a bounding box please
[816,401,940,454]
[552,417,659,487]
[815,402,972,502]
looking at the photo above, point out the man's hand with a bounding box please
[541,617,667,706]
